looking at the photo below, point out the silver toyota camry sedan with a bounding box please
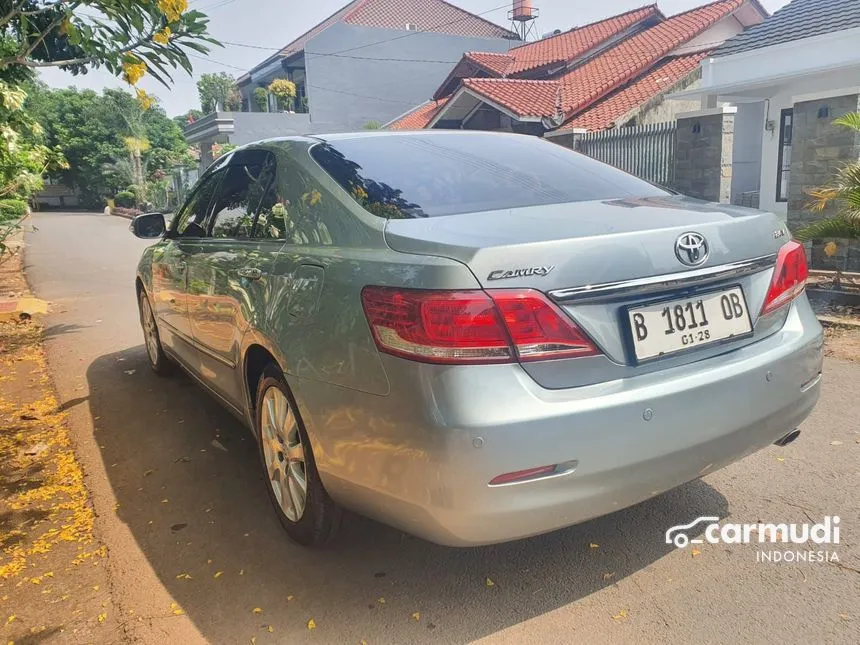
[131,131,822,546]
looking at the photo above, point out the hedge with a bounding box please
[0,199,29,222]
[114,191,136,208]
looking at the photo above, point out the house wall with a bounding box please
[228,112,315,144]
[305,22,515,130]
[636,77,703,126]
[756,78,860,217]
[788,93,860,271]
[670,15,745,57]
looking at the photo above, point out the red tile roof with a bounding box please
[462,78,560,118]
[388,97,451,130]
[505,4,661,75]
[561,52,708,130]
[455,0,742,127]
[464,51,515,75]
[555,0,743,118]
[345,0,517,39]
[248,0,516,76]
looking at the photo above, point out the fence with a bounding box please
[575,122,677,188]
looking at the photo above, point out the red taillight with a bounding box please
[761,240,809,316]
[489,290,600,361]
[360,287,600,365]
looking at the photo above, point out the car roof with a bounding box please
[312,130,523,143]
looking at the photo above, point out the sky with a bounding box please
[37,0,790,117]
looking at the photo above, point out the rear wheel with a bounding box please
[138,290,172,375]
[255,365,340,546]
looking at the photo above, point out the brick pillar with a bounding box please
[673,107,736,202]
[787,94,860,271]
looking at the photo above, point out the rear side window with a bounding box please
[208,151,276,239]
[310,133,668,218]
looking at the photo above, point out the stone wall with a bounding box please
[787,94,860,271]
[673,109,735,203]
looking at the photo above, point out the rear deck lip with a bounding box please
[548,253,777,303]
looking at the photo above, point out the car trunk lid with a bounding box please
[384,195,788,388]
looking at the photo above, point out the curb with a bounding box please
[817,315,860,330]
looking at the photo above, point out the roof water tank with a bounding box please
[512,0,535,21]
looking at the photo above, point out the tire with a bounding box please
[138,290,173,376]
[255,365,341,546]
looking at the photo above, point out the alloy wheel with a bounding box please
[141,296,159,365]
[260,386,307,522]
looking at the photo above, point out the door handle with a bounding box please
[237,267,263,281]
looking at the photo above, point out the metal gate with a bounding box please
[575,122,677,188]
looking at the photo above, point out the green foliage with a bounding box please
[197,71,238,112]
[362,120,382,130]
[796,112,860,243]
[211,141,236,159]
[0,198,27,221]
[114,190,136,207]
[0,1,217,89]
[267,78,295,111]
[1,79,66,200]
[25,85,191,208]
[253,87,268,112]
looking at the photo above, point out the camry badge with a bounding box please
[674,232,709,267]
[487,266,555,281]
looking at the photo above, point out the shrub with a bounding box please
[115,191,136,208]
[0,199,29,222]
[253,87,268,112]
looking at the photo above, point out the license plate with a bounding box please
[627,286,752,361]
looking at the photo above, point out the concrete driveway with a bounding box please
[25,212,859,644]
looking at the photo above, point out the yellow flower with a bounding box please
[135,88,154,111]
[153,26,172,45]
[122,57,147,85]
[157,0,187,22]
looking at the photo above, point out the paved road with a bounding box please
[25,212,860,644]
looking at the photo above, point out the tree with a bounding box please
[1,1,216,92]
[197,71,238,113]
[25,85,190,207]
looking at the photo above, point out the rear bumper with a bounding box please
[292,297,823,546]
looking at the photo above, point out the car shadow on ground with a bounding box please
[86,346,729,644]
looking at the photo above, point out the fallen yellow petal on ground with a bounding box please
[307,618,316,630]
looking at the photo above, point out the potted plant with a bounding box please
[267,79,296,112]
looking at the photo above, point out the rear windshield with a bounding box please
[310,133,668,218]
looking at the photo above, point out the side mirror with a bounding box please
[131,212,166,239]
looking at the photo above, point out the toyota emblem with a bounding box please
[675,232,709,267]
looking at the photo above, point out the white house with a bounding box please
[673,0,860,268]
